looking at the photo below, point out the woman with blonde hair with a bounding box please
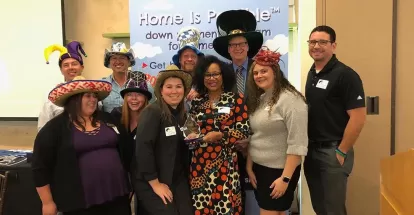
[111,71,152,139]
[246,47,308,215]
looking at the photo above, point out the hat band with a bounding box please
[229,29,245,35]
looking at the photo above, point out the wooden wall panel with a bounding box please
[319,1,393,214]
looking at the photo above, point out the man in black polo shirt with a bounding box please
[304,25,366,215]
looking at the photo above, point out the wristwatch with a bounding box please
[282,176,291,183]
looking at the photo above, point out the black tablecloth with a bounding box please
[0,159,42,215]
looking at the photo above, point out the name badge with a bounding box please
[165,126,176,136]
[316,79,329,89]
[112,127,120,134]
[218,107,230,114]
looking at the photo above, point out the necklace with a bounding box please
[209,96,220,108]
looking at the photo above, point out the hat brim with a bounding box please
[104,51,135,68]
[154,70,192,98]
[120,88,152,101]
[48,80,112,107]
[172,46,204,67]
[213,31,264,60]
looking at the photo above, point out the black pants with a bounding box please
[237,151,247,215]
[304,143,354,215]
[136,176,193,215]
[63,195,131,215]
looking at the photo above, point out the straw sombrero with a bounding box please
[154,65,192,98]
[48,76,112,107]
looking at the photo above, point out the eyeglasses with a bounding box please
[204,73,222,79]
[307,40,332,47]
[228,42,248,49]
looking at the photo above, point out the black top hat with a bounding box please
[213,10,264,60]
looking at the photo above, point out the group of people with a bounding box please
[32,9,366,215]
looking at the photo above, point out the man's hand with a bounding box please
[336,153,345,166]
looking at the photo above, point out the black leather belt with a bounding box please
[309,140,340,148]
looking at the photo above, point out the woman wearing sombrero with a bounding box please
[134,65,193,215]
[32,77,133,215]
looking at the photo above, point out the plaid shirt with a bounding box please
[101,74,155,113]
[101,75,125,113]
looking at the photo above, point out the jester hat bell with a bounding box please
[212,10,264,60]
[44,41,87,65]
[104,42,135,68]
[172,26,204,68]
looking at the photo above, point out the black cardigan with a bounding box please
[31,111,132,212]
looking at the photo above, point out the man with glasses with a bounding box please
[212,9,263,215]
[172,26,204,109]
[101,42,154,113]
[304,25,366,215]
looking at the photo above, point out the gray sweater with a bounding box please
[249,90,309,169]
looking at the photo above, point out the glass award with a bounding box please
[182,115,202,148]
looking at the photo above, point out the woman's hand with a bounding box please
[151,182,173,205]
[246,167,257,189]
[42,201,57,215]
[202,131,223,143]
[269,177,289,199]
[185,132,199,140]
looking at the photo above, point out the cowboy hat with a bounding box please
[104,42,135,68]
[120,71,152,100]
[154,65,192,98]
[172,26,204,67]
[212,10,264,60]
[48,76,112,107]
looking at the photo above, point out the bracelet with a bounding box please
[335,148,347,158]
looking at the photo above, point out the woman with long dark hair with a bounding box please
[134,65,194,215]
[32,76,132,215]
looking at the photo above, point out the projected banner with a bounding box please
[129,0,289,86]
[0,0,63,117]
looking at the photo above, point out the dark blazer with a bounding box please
[31,111,132,212]
[134,102,193,215]
[134,102,189,188]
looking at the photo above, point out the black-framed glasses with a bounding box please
[204,73,222,79]
[228,42,248,48]
[307,40,332,47]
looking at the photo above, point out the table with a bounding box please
[0,150,42,215]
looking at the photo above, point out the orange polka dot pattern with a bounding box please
[189,92,250,215]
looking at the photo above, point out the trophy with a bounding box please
[182,114,202,149]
